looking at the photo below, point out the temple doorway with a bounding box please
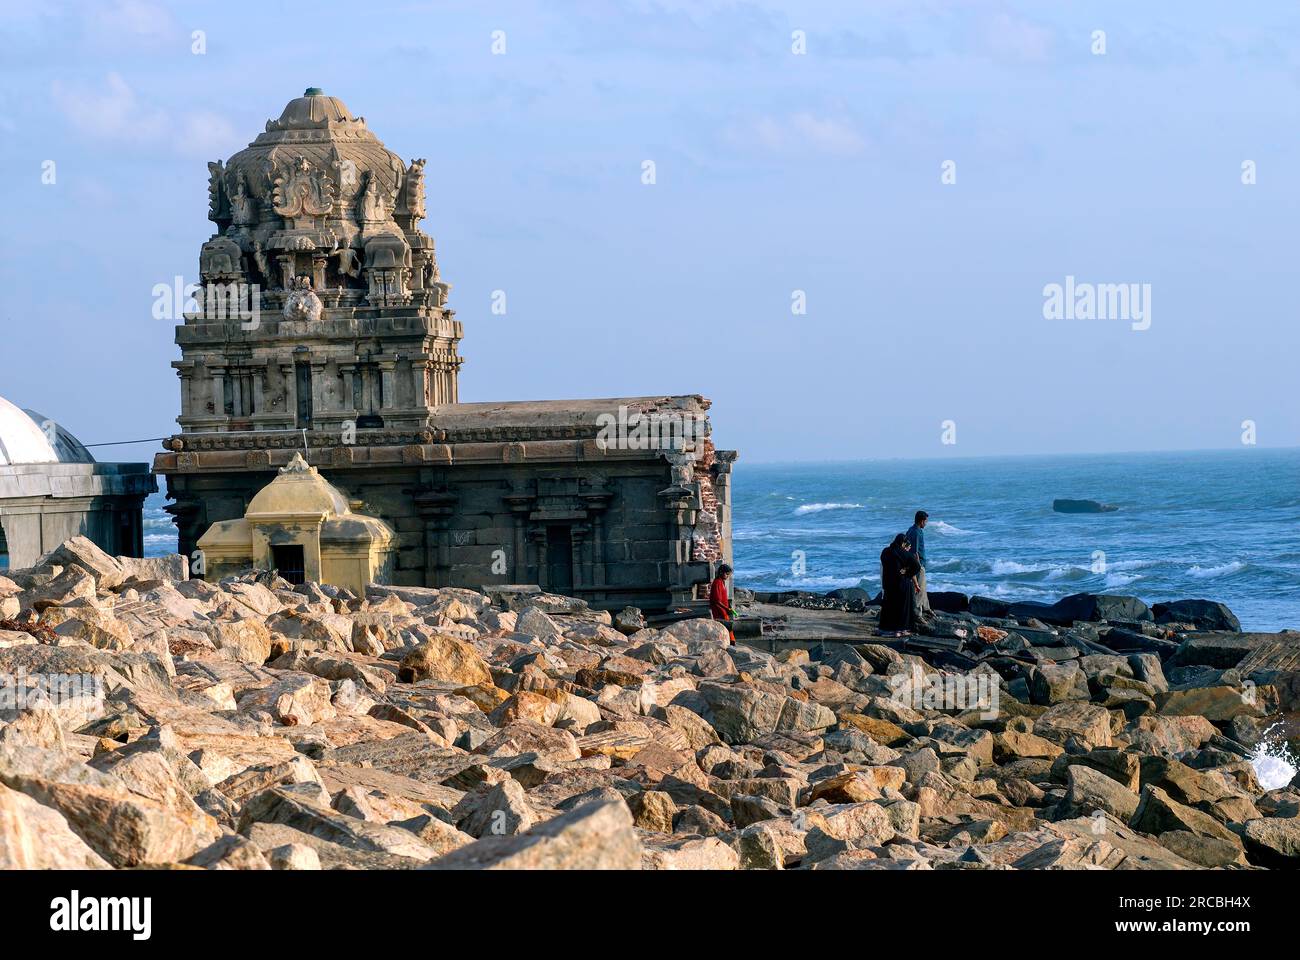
[545,525,573,594]
[272,544,306,585]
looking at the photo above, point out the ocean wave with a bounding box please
[929,520,974,536]
[793,502,864,516]
[1103,572,1143,589]
[774,574,875,590]
[1187,561,1247,579]
[991,559,1052,576]
[1104,558,1163,571]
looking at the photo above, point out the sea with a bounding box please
[730,448,1300,634]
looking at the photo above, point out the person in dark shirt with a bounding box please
[905,510,931,621]
[709,563,735,644]
[879,534,921,636]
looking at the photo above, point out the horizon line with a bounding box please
[737,443,1299,468]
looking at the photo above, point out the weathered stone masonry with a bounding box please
[155,90,735,611]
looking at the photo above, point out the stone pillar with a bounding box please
[713,450,738,568]
[209,366,226,418]
[311,253,327,292]
[252,365,266,415]
[338,363,358,416]
[571,522,591,591]
[310,361,329,421]
[230,368,243,416]
[379,361,396,412]
[280,362,296,425]
[415,488,458,587]
[529,527,548,590]
[504,490,536,583]
[580,489,612,590]
[177,368,193,420]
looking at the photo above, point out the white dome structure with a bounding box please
[0,395,59,466]
[0,393,152,569]
[0,396,96,466]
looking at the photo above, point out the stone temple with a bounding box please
[154,89,735,612]
[0,395,155,569]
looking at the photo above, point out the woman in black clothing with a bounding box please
[879,533,921,636]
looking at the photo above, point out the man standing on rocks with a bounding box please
[906,510,931,621]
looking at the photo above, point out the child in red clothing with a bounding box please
[708,564,735,645]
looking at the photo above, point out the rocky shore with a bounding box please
[2,536,1298,870]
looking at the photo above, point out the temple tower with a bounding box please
[177,87,460,435]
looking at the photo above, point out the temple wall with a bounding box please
[0,465,154,568]
[164,453,725,612]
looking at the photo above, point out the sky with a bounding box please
[1,0,1297,465]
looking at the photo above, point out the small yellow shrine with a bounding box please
[196,453,395,594]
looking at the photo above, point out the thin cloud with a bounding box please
[51,72,237,157]
[728,112,865,156]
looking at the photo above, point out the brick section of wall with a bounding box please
[690,440,723,564]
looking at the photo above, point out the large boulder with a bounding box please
[1166,633,1261,670]
[660,618,732,648]
[0,782,112,869]
[1241,817,1300,867]
[1063,764,1140,821]
[205,619,273,665]
[425,800,642,870]
[1045,593,1151,625]
[1129,786,1240,846]
[1029,662,1089,705]
[1033,702,1113,749]
[399,635,493,686]
[927,591,969,614]
[1151,599,1240,633]
[41,536,128,589]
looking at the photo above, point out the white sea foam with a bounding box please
[1103,572,1142,589]
[1187,560,1247,579]
[775,574,873,590]
[929,520,973,536]
[793,502,864,516]
[991,559,1051,576]
[1250,726,1298,791]
[1105,558,1162,571]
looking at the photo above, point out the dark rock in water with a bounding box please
[1152,599,1241,633]
[1053,498,1119,514]
[969,596,1011,618]
[826,587,873,604]
[1008,600,1062,622]
[928,591,969,614]
[1047,593,1151,625]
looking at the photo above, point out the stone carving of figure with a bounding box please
[251,242,271,286]
[207,160,228,221]
[273,157,335,219]
[405,158,427,220]
[282,275,323,322]
[230,172,256,227]
[358,173,389,224]
[337,246,362,279]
